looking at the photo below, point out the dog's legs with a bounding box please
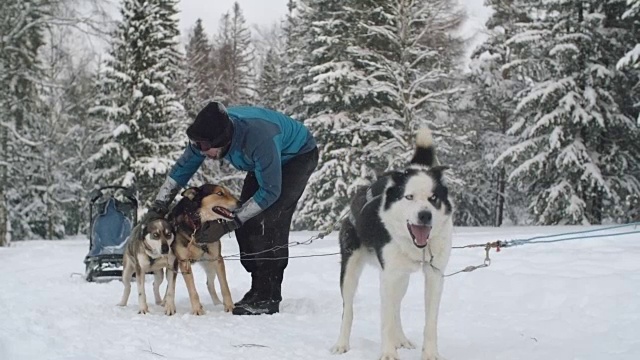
[136,265,149,314]
[179,260,206,315]
[331,249,365,354]
[379,269,411,360]
[203,249,233,312]
[201,261,222,305]
[153,269,165,305]
[212,249,234,312]
[391,273,415,350]
[164,258,178,316]
[421,265,445,360]
[117,257,133,307]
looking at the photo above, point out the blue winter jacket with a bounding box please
[166,106,316,222]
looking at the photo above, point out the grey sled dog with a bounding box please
[331,128,454,360]
[117,218,175,314]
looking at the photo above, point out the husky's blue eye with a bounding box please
[429,194,438,202]
[405,195,414,200]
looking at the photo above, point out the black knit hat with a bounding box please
[187,101,232,147]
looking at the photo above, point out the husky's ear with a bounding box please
[411,128,439,167]
[389,170,406,184]
[131,222,145,240]
[181,187,199,200]
[428,165,450,181]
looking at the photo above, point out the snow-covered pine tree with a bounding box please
[212,2,255,105]
[257,45,285,110]
[88,0,186,207]
[25,20,96,240]
[618,0,640,121]
[252,20,286,110]
[457,0,532,226]
[497,0,640,224]
[286,0,367,230]
[0,0,50,242]
[280,0,309,120]
[615,0,640,221]
[62,62,101,236]
[182,18,215,119]
[347,0,466,171]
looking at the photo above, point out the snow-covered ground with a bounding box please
[1,226,640,360]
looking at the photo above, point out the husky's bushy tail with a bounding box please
[410,128,438,167]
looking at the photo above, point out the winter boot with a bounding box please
[234,272,260,306]
[232,270,282,315]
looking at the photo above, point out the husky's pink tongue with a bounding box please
[409,224,431,248]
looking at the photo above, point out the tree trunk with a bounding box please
[495,167,506,227]
[0,191,8,247]
[591,186,603,225]
[0,124,8,247]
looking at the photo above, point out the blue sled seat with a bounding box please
[88,198,132,257]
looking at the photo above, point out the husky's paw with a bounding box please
[330,342,350,354]
[164,302,176,316]
[395,337,416,349]
[223,301,234,313]
[422,352,446,360]
[379,352,400,360]
[191,305,206,316]
[116,301,127,307]
[155,298,164,305]
[138,307,149,314]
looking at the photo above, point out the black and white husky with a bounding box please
[331,128,454,360]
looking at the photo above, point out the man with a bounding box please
[147,101,318,315]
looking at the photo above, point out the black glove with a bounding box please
[194,218,241,243]
[141,200,169,223]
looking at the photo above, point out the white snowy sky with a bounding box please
[87,0,492,66]
[177,0,291,35]
[177,0,493,40]
[176,0,493,67]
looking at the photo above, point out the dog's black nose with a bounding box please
[418,210,432,225]
[161,243,169,254]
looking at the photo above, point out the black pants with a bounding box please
[234,147,318,299]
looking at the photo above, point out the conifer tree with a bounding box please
[212,2,255,105]
[257,48,284,110]
[456,0,531,226]
[183,18,215,119]
[0,0,49,242]
[89,0,186,206]
[497,0,640,224]
[288,0,366,230]
[348,0,466,171]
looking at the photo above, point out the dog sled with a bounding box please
[83,186,138,282]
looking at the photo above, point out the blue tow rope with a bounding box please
[503,222,640,247]
[446,222,640,277]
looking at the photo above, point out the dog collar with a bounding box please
[179,212,200,233]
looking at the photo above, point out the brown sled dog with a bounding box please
[117,218,175,314]
[163,184,239,315]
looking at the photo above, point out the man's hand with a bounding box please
[194,218,241,244]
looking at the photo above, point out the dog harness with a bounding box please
[348,186,380,227]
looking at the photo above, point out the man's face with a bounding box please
[201,147,225,160]
[193,141,227,160]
